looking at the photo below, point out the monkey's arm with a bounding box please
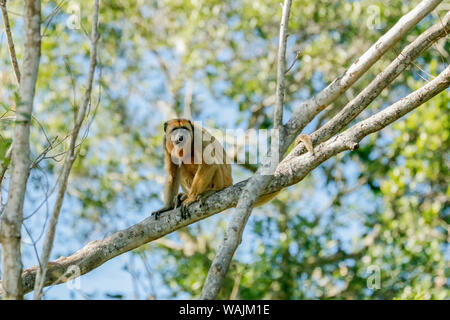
[152,152,181,219]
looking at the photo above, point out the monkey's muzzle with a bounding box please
[170,128,192,160]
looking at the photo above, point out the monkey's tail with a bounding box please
[230,134,313,210]
[295,133,314,154]
[254,190,280,207]
[231,190,280,208]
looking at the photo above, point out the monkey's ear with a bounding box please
[164,121,168,132]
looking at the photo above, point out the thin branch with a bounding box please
[0,0,21,84]
[0,0,41,300]
[274,0,292,129]
[42,0,67,37]
[2,64,447,298]
[284,10,450,162]
[32,0,100,300]
[285,50,300,74]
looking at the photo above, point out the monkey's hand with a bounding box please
[179,194,199,220]
[179,191,216,220]
[152,193,188,220]
[174,193,187,208]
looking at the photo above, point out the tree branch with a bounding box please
[0,0,41,300]
[276,65,450,187]
[0,0,21,84]
[274,0,292,129]
[283,10,450,162]
[33,0,100,300]
[283,0,443,146]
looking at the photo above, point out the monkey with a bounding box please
[152,119,232,219]
[152,119,314,219]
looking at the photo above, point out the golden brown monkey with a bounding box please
[152,119,233,219]
[152,119,314,219]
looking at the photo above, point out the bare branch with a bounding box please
[283,0,443,144]
[277,65,450,187]
[0,0,41,300]
[284,10,450,162]
[0,0,21,84]
[285,50,300,75]
[274,0,292,129]
[0,143,12,207]
[32,0,100,300]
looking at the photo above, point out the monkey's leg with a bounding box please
[153,165,182,219]
[180,165,218,219]
[185,165,218,204]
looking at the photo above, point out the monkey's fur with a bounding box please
[152,119,313,219]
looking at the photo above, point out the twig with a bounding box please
[0,0,21,84]
[283,0,443,147]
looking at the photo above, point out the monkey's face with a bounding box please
[164,119,194,163]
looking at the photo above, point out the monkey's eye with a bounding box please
[170,128,191,146]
